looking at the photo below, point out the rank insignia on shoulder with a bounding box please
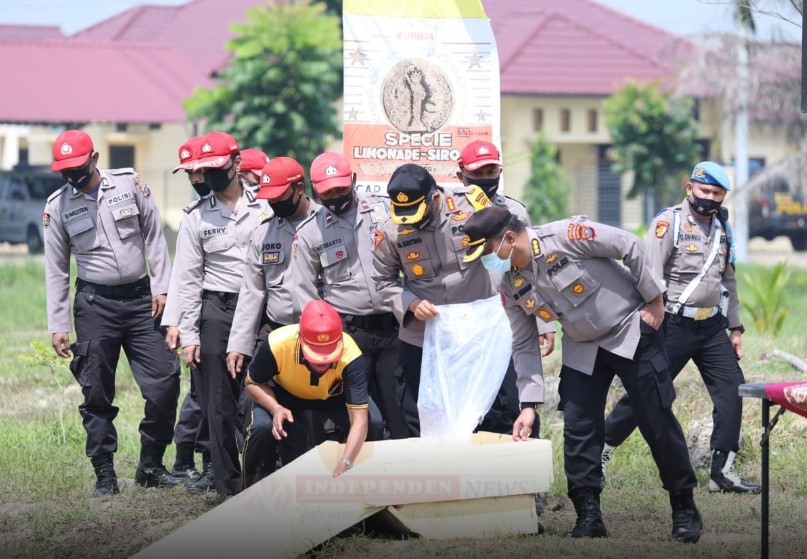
[183,197,205,213]
[42,213,51,228]
[531,238,542,256]
[445,196,457,212]
[655,221,670,238]
[258,211,268,222]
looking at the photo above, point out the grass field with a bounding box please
[1,259,806,559]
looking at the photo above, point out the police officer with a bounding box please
[461,205,703,543]
[244,300,384,484]
[371,164,498,437]
[173,131,267,498]
[456,140,553,435]
[44,130,182,497]
[291,152,409,439]
[162,135,210,482]
[226,156,322,482]
[238,148,270,194]
[603,161,759,493]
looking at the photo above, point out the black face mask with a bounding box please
[203,164,236,193]
[689,192,722,217]
[241,176,259,191]
[323,191,355,215]
[62,159,95,189]
[270,188,303,218]
[463,174,499,199]
[191,182,211,197]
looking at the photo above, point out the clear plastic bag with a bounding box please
[418,295,513,437]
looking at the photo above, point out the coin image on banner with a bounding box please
[382,59,453,133]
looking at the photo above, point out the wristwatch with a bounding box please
[730,324,745,334]
[340,458,353,470]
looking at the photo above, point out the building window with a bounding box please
[691,98,701,122]
[115,123,128,133]
[109,145,135,169]
[533,108,544,131]
[587,109,598,133]
[560,109,571,132]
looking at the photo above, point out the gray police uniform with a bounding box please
[292,193,409,439]
[227,200,322,356]
[43,169,179,458]
[501,217,697,494]
[605,202,746,452]
[174,188,266,496]
[372,184,495,436]
[162,240,206,458]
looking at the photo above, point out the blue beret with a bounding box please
[691,161,731,191]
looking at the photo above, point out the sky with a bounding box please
[0,0,801,39]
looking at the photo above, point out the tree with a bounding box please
[521,132,570,224]
[603,80,701,219]
[184,0,343,171]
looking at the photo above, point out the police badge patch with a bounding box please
[42,213,51,228]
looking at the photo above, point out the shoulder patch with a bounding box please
[183,197,206,214]
[655,220,670,238]
[567,222,596,242]
[134,175,150,198]
[47,184,68,203]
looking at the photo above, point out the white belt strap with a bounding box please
[670,219,722,314]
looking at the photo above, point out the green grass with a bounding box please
[1,260,807,558]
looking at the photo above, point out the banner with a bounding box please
[342,0,500,195]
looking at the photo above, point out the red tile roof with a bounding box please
[0,24,64,40]
[485,0,687,96]
[74,0,261,74]
[0,39,213,123]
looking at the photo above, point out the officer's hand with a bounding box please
[332,459,351,478]
[730,330,743,360]
[639,296,664,330]
[183,345,201,368]
[52,332,72,359]
[513,408,536,441]
[227,352,245,379]
[409,298,439,321]
[272,407,294,440]
[165,327,181,352]
[539,332,555,357]
[152,294,167,320]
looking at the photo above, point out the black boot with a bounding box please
[90,453,119,498]
[187,453,216,494]
[669,488,703,543]
[709,449,761,493]
[565,488,607,538]
[135,445,186,488]
[172,444,199,481]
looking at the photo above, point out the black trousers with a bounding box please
[559,321,697,495]
[343,320,409,439]
[199,294,243,495]
[173,365,209,454]
[70,290,179,457]
[242,386,384,488]
[605,312,744,452]
[396,341,522,438]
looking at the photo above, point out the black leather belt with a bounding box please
[76,276,150,300]
[341,313,398,330]
[202,290,239,306]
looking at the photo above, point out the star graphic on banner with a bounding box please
[466,51,482,69]
[346,107,359,121]
[475,109,489,122]
[350,48,367,66]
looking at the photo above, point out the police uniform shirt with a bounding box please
[43,169,171,333]
[246,325,368,408]
[501,217,665,391]
[161,222,188,328]
[494,192,531,226]
[372,184,495,348]
[174,189,268,347]
[292,193,392,315]
[650,202,741,328]
[226,201,322,357]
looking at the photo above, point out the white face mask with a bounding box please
[480,236,513,273]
